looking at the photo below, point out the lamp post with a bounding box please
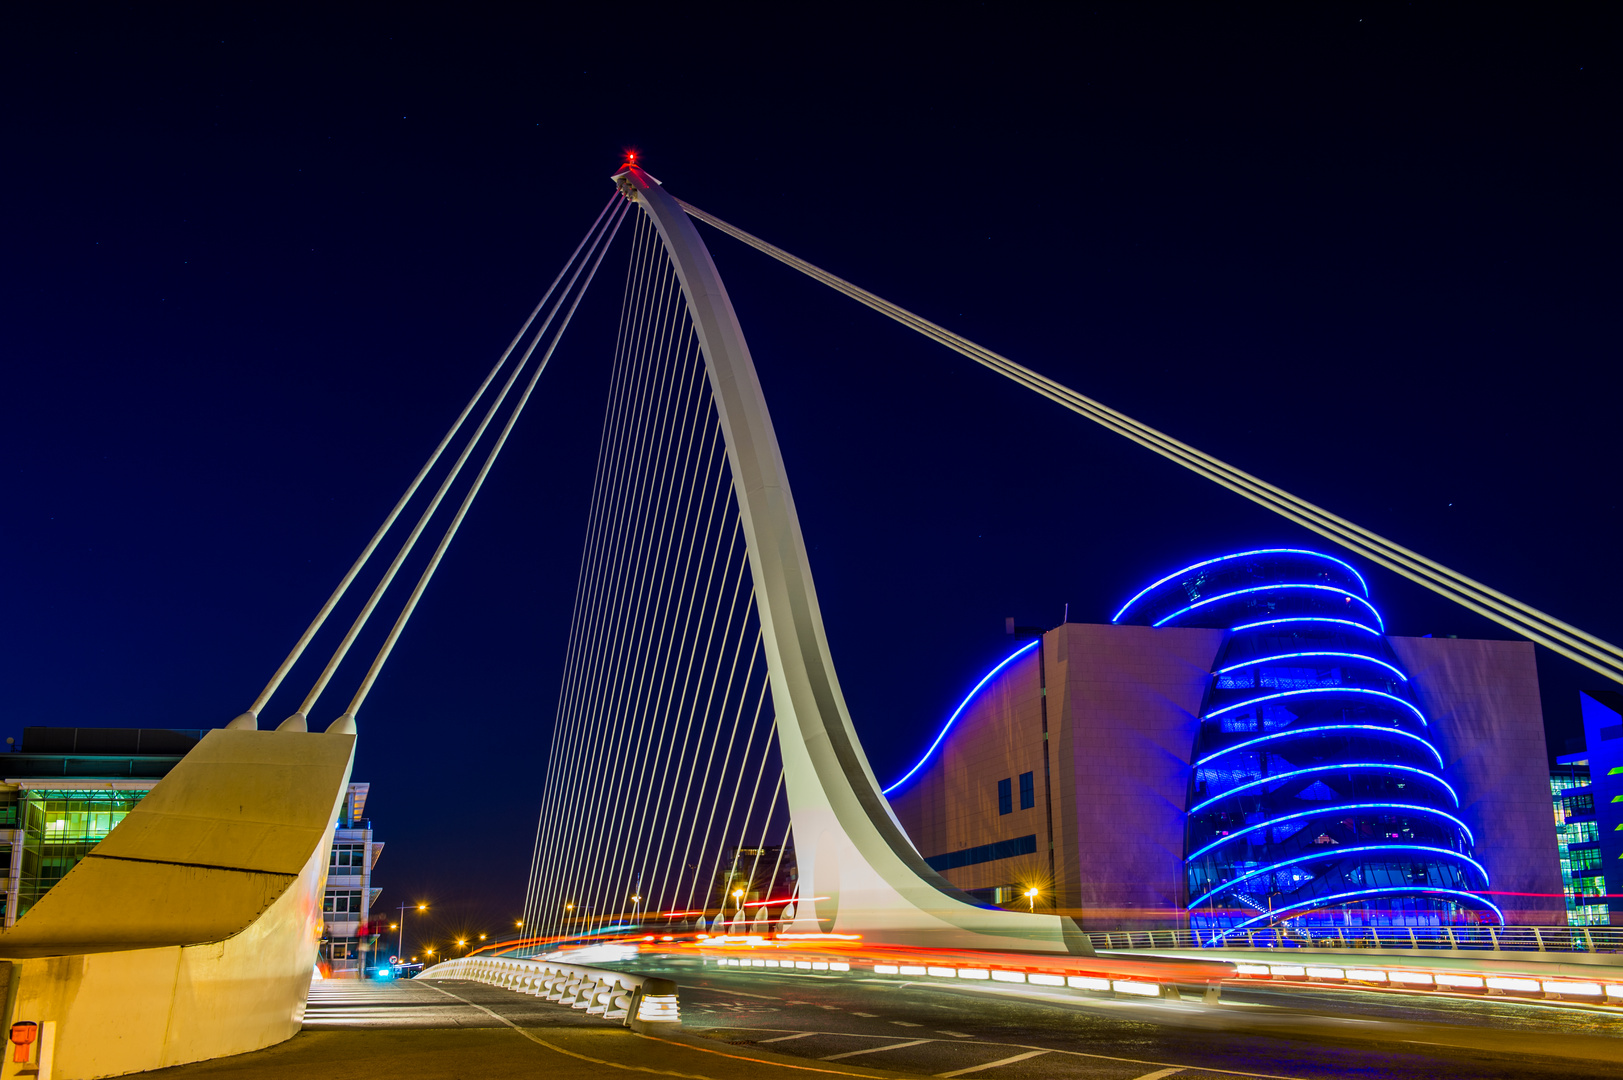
[397,902,426,959]
[1025,887,1039,913]
[630,894,641,924]
[732,887,745,924]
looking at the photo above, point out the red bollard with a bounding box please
[9,1021,38,1063]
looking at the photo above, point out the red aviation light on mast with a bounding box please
[621,148,641,170]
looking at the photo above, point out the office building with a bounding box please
[0,727,202,926]
[1551,751,1605,925]
[322,782,384,977]
[1554,691,1623,925]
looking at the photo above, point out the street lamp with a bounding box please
[732,887,745,922]
[630,894,641,922]
[397,902,426,960]
[1024,887,1039,912]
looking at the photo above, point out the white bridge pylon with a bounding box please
[613,166,1089,953]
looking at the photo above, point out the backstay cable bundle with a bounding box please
[523,206,792,942]
[232,194,629,732]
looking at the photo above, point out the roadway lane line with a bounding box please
[935,1050,1050,1077]
[822,1039,931,1061]
[936,1031,972,1038]
[759,1033,817,1044]
[704,1027,1301,1080]
[421,984,909,1079]
[681,984,781,1000]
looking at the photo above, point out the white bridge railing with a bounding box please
[1086,924,1623,955]
[416,955,679,1023]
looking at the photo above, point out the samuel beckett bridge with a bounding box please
[5,160,1623,1080]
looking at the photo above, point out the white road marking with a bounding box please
[937,1049,1051,1077]
[890,1020,923,1027]
[1128,1069,1185,1080]
[851,1011,877,1017]
[680,984,780,1000]
[759,1032,817,1044]
[822,1038,931,1061]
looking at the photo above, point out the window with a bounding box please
[1019,771,1035,809]
[997,778,1012,816]
[323,890,364,915]
[924,834,1038,872]
[330,843,366,871]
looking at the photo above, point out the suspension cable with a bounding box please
[677,199,1623,685]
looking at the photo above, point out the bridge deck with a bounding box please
[134,965,1623,1080]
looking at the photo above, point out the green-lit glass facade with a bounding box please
[0,787,153,922]
[1552,759,1607,926]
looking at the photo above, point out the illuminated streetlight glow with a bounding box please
[1025,887,1039,912]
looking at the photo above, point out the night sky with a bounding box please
[4,7,1618,951]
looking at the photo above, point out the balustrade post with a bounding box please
[1584,928,1595,952]
[1535,927,1547,952]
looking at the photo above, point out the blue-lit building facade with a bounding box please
[887,549,1564,934]
[1113,550,1495,933]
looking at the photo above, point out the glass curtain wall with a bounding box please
[14,788,150,919]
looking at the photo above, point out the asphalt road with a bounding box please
[619,953,1623,1079]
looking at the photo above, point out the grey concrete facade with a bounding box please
[888,623,1562,930]
[1388,636,1564,925]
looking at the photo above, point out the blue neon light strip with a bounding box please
[1185,803,1476,863]
[1204,686,1427,727]
[1187,843,1490,910]
[1111,548,1371,623]
[1187,761,1459,815]
[882,640,1040,795]
[1215,651,1408,682]
[1153,585,1385,632]
[1229,617,1381,636]
[1213,887,1505,938]
[1194,724,1443,770]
